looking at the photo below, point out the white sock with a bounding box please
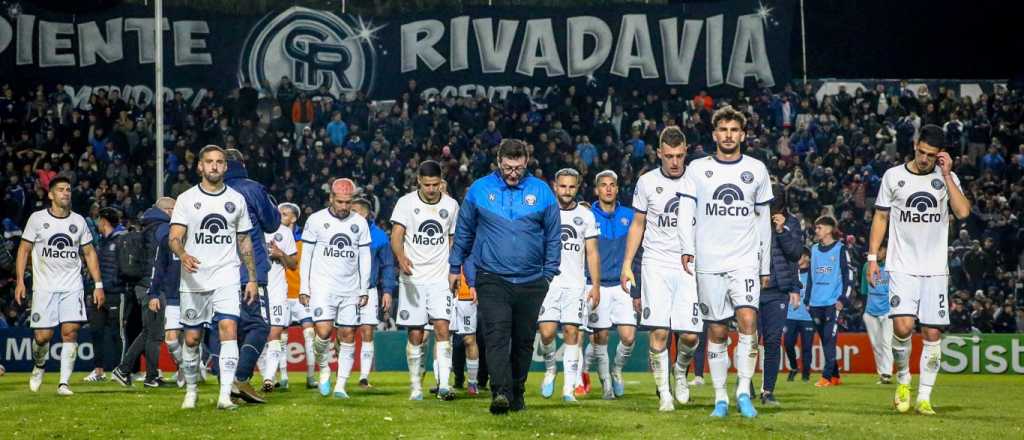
[576,342,586,386]
[31,340,49,369]
[278,333,289,382]
[218,340,238,401]
[436,340,452,390]
[335,342,355,391]
[584,342,595,373]
[360,341,374,380]
[407,342,423,390]
[467,358,480,384]
[257,347,268,381]
[59,342,77,385]
[918,339,941,402]
[613,342,634,374]
[735,333,756,399]
[540,340,557,375]
[167,339,183,367]
[182,343,200,392]
[594,343,611,384]
[649,349,670,396]
[708,342,730,404]
[675,340,697,382]
[313,336,332,384]
[262,340,282,383]
[892,334,912,385]
[303,328,316,378]
[562,344,580,395]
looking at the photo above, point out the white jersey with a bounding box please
[551,204,600,288]
[265,224,297,296]
[632,168,685,268]
[678,155,773,273]
[170,185,253,292]
[390,192,459,284]
[21,209,93,292]
[300,208,370,294]
[875,164,961,276]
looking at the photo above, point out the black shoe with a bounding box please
[232,380,267,404]
[143,377,171,388]
[787,370,798,382]
[111,367,132,387]
[510,393,526,412]
[359,378,372,389]
[489,395,510,415]
[429,386,439,395]
[761,392,780,407]
[801,375,810,383]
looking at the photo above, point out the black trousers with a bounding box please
[758,290,788,393]
[476,272,547,400]
[784,319,815,378]
[87,293,130,371]
[118,290,166,381]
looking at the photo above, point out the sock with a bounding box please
[182,344,200,392]
[576,343,586,386]
[562,344,580,396]
[613,342,634,374]
[303,328,316,379]
[31,340,50,369]
[675,340,697,382]
[541,341,557,375]
[649,349,670,397]
[59,342,78,385]
[360,341,375,380]
[918,339,941,402]
[735,333,756,399]
[436,340,452,390]
[892,334,912,385]
[406,343,423,390]
[594,343,611,385]
[279,333,289,382]
[218,340,238,401]
[262,340,282,383]
[432,357,440,387]
[467,358,480,384]
[335,342,355,392]
[313,336,332,384]
[167,339,183,367]
[584,342,595,373]
[708,342,730,404]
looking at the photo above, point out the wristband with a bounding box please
[867,254,877,262]
[94,282,104,289]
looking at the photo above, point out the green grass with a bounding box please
[1,372,1021,439]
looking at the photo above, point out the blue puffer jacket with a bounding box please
[96,225,127,295]
[143,207,180,305]
[224,161,281,286]
[764,213,803,296]
[450,171,561,285]
[368,222,397,294]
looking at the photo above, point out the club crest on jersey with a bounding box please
[938,310,946,318]
[43,233,77,258]
[705,170,713,178]
[439,209,449,219]
[399,310,409,320]
[315,307,323,317]
[525,194,537,206]
[225,202,236,213]
[194,214,233,244]
[699,303,710,315]
[589,312,599,323]
[414,208,420,214]
[620,218,628,226]
[69,224,78,234]
[324,223,330,229]
[32,313,40,322]
[184,309,198,320]
[741,171,755,184]
[43,222,49,229]
[656,186,663,194]
[890,296,901,307]
[642,307,651,319]
[897,180,905,188]
[351,224,359,233]
[274,233,283,241]
[573,216,583,226]
[931,178,945,190]
[194,202,202,209]
[692,317,699,325]
[413,220,446,246]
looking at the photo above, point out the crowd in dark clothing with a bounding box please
[2,77,1024,333]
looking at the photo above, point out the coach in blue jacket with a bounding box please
[449,139,561,415]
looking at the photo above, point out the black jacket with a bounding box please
[96,225,128,295]
[765,214,803,295]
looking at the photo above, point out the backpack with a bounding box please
[116,231,149,281]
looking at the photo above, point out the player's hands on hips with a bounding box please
[398,255,415,275]
[14,283,26,305]
[148,298,161,312]
[680,255,694,275]
[448,273,461,294]
[761,275,770,289]
[867,261,880,287]
[937,151,953,176]
[772,214,786,233]
[359,294,369,307]
[299,293,310,306]
[469,287,478,305]
[788,292,800,309]
[244,281,258,304]
[620,268,635,294]
[587,285,601,309]
[181,253,201,273]
[381,293,392,312]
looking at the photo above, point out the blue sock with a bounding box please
[206,325,221,376]
[235,322,269,381]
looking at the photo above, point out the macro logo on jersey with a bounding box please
[413,219,446,246]
[239,7,380,99]
[194,214,233,244]
[325,233,356,258]
[43,233,77,259]
[657,195,681,227]
[706,183,750,216]
[559,225,581,251]
[901,192,940,223]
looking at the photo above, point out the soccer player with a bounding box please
[584,169,637,401]
[258,206,298,392]
[861,244,893,384]
[168,145,260,410]
[867,124,970,415]
[299,178,371,399]
[15,177,105,396]
[804,216,852,388]
[391,160,460,401]
[351,197,396,389]
[278,202,317,389]
[678,107,773,418]
[623,126,703,412]
[784,249,814,383]
[537,168,601,403]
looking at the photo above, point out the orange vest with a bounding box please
[285,241,301,298]
[457,271,472,301]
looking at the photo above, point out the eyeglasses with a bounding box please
[499,165,526,174]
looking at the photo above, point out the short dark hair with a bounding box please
[918,124,946,150]
[48,176,71,191]
[497,139,528,161]
[659,126,686,148]
[351,198,372,212]
[98,207,122,225]
[418,160,443,177]
[814,215,837,228]
[711,105,747,129]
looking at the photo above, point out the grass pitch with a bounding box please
[1,371,1021,439]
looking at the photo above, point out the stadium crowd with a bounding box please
[2,78,1023,335]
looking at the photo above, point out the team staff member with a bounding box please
[449,139,561,415]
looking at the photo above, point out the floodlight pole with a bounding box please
[155,0,165,198]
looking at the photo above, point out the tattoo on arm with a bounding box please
[168,225,187,258]
[238,233,257,281]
